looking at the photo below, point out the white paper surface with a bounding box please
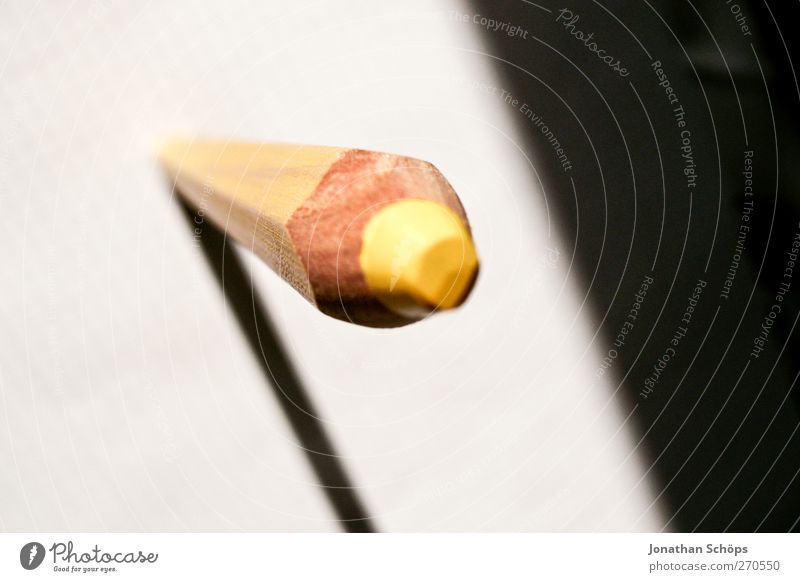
[0,0,664,531]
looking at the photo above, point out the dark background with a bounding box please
[471,0,800,531]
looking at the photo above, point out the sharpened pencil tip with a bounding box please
[359,199,479,318]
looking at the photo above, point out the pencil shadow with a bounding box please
[177,196,376,533]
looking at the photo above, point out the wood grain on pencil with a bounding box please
[160,140,479,327]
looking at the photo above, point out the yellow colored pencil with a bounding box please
[160,140,479,327]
